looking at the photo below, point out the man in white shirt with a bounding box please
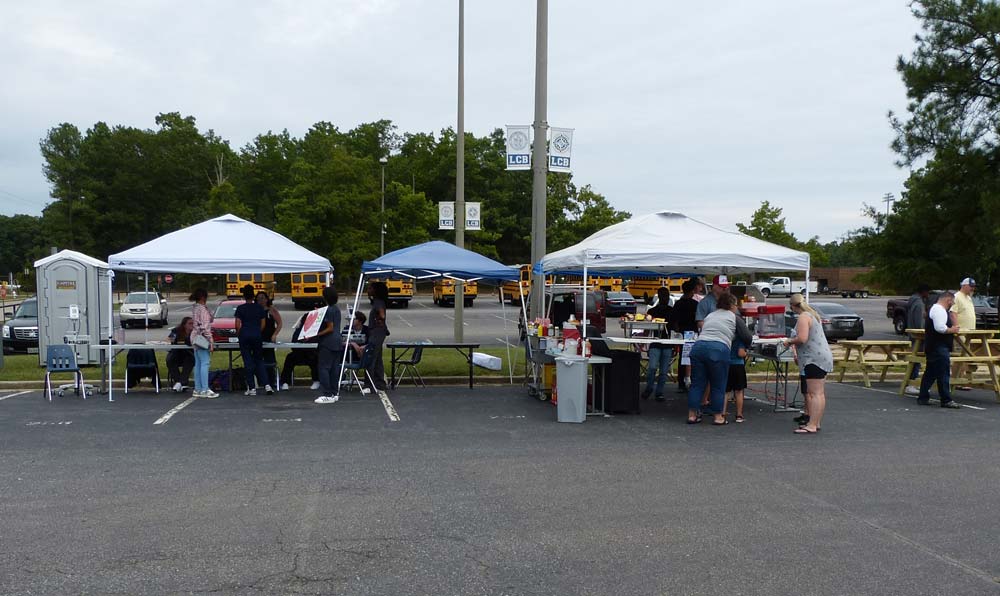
[919,291,962,408]
[950,278,977,389]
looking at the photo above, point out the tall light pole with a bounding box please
[530,0,548,319]
[881,192,894,231]
[454,0,466,342]
[380,156,388,255]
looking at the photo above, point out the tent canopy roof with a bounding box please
[362,241,518,281]
[538,211,810,275]
[107,214,332,274]
[35,249,108,270]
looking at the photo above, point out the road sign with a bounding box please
[164,274,173,284]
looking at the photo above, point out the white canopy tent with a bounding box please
[104,214,333,401]
[537,211,811,337]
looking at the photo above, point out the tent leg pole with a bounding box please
[502,295,513,384]
[108,271,114,402]
[582,262,588,340]
[336,273,366,398]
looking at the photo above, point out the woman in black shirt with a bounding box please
[366,281,390,392]
[671,279,700,392]
[166,317,196,392]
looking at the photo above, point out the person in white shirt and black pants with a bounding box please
[918,291,962,408]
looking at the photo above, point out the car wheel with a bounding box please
[861,291,869,299]
[465,299,473,308]
[761,288,771,297]
[893,317,906,334]
[401,301,409,309]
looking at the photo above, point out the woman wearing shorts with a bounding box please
[782,293,833,434]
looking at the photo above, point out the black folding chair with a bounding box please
[125,349,161,394]
[393,346,426,388]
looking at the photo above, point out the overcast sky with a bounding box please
[0,1,918,242]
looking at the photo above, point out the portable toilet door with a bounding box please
[34,250,109,367]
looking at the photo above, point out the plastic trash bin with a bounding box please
[555,356,587,423]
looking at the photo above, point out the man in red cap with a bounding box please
[696,274,731,331]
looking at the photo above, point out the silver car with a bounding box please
[120,291,169,328]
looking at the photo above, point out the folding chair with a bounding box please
[125,349,161,394]
[343,344,378,394]
[44,345,88,401]
[393,346,426,388]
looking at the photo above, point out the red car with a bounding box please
[210,300,244,344]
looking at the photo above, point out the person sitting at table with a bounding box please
[687,292,752,426]
[782,293,836,433]
[672,279,699,392]
[235,284,272,396]
[256,291,283,388]
[345,311,369,360]
[166,316,195,392]
[642,287,674,401]
[279,311,320,391]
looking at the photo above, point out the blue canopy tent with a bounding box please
[336,241,519,395]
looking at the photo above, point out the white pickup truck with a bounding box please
[752,277,818,297]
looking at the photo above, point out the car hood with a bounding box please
[212,317,236,329]
[4,316,38,328]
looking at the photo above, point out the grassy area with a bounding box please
[0,346,525,382]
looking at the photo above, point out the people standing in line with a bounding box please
[782,294,835,434]
[365,281,391,393]
[904,283,932,395]
[724,333,748,423]
[671,279,700,392]
[256,291,283,389]
[695,275,729,331]
[189,289,218,399]
[279,311,320,391]
[166,316,195,392]
[643,287,674,401]
[235,284,272,396]
[950,278,977,390]
[687,293,753,426]
[314,287,344,404]
[918,291,962,408]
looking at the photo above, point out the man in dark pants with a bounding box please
[904,283,932,396]
[918,291,962,408]
[643,287,674,400]
[313,287,344,404]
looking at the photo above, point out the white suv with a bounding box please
[120,291,169,328]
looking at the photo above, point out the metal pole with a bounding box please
[380,157,388,256]
[454,0,465,343]
[530,0,548,320]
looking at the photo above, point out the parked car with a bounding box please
[120,291,168,328]
[785,301,864,341]
[2,297,39,354]
[210,299,244,344]
[605,291,638,317]
[887,293,997,334]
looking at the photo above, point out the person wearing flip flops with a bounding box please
[782,294,834,434]
[687,292,752,426]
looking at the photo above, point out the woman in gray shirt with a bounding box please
[688,293,753,425]
[782,293,834,434]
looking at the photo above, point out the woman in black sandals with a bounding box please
[687,293,752,426]
[783,293,834,434]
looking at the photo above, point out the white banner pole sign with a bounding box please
[465,202,481,231]
[439,202,455,230]
[549,127,574,173]
[505,125,531,170]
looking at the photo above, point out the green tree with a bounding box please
[735,201,799,247]
[0,214,45,276]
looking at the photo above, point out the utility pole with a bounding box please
[454,0,465,342]
[881,192,895,231]
[380,156,388,256]
[530,0,548,319]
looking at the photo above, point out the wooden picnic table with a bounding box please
[835,340,912,388]
[898,329,1000,400]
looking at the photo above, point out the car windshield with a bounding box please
[124,293,159,304]
[814,303,852,315]
[972,295,991,308]
[14,300,37,318]
[214,304,238,318]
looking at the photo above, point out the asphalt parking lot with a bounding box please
[1,380,999,595]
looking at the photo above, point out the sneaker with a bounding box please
[904,386,920,396]
[265,385,274,395]
[192,390,204,398]
[310,381,321,390]
[203,390,219,399]
[916,399,931,406]
[361,388,372,395]
[641,387,652,400]
[655,394,665,402]
[940,400,961,409]
[244,388,256,397]
[280,383,290,391]
[173,382,183,392]
[314,394,339,404]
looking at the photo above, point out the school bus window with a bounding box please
[239,274,252,282]
[292,274,301,283]
[253,274,263,282]
[304,274,318,284]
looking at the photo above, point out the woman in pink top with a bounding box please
[189,288,218,398]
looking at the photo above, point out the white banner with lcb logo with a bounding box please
[439,202,482,231]
[505,125,531,171]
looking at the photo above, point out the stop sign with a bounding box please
[164,274,174,284]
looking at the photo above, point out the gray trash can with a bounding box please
[556,356,587,423]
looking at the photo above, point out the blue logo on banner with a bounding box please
[549,156,570,168]
[508,154,530,166]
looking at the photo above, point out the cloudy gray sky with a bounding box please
[0,1,918,241]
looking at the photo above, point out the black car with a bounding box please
[604,291,638,317]
[785,301,864,341]
[2,297,39,354]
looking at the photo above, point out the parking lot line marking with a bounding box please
[0,390,33,401]
[494,337,518,348]
[376,390,400,422]
[844,383,987,410]
[443,314,468,326]
[154,397,197,425]
[396,315,414,327]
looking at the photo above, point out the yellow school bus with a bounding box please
[433,279,478,307]
[226,273,277,300]
[367,277,414,308]
[626,276,668,304]
[562,274,623,292]
[499,265,555,303]
[291,271,331,310]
